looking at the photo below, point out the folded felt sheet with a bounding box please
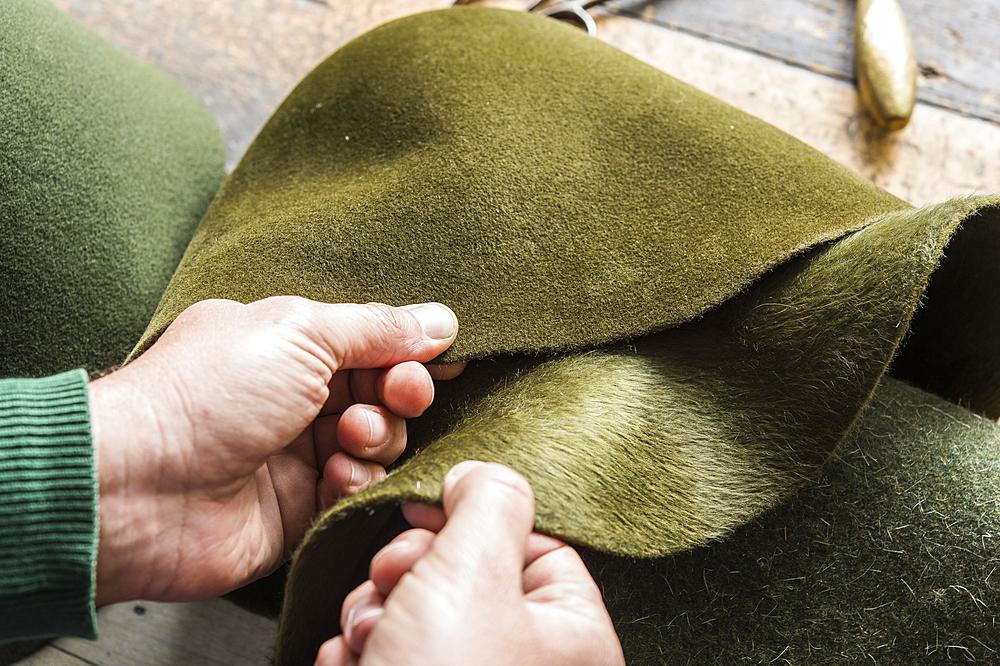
[117,8,1000,663]
[0,3,971,662]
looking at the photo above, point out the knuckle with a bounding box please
[365,302,419,339]
[261,295,313,320]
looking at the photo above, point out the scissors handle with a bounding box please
[527,0,606,36]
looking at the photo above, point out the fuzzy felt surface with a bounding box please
[0,0,224,377]
[278,378,1000,664]
[275,197,1000,663]
[588,377,1000,664]
[129,7,909,362]
[111,7,1000,664]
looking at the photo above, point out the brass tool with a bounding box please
[855,0,918,130]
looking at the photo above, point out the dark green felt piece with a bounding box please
[588,377,1000,664]
[0,0,224,378]
[279,378,1000,665]
[114,8,999,664]
[0,1,223,659]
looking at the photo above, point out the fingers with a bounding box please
[346,363,437,420]
[522,540,602,601]
[314,637,356,666]
[335,528,435,662]
[318,453,386,508]
[340,580,384,654]
[314,403,407,504]
[336,405,407,465]
[313,302,459,372]
[369,528,435,596]
[404,502,564,567]
[341,362,439,418]
[377,361,435,418]
[427,461,536,580]
[401,503,446,531]
[426,361,466,381]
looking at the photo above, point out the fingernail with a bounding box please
[371,540,410,568]
[341,457,370,488]
[444,460,486,490]
[352,461,371,487]
[344,602,384,644]
[361,406,389,448]
[403,303,457,340]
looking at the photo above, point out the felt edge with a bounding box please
[272,198,1000,665]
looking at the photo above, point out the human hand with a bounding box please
[89,297,462,605]
[316,461,625,666]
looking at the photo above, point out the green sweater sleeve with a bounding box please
[0,369,98,641]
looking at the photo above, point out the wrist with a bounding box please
[89,369,170,604]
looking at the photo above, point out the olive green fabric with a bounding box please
[274,199,1000,664]
[588,376,1000,663]
[278,378,1000,664]
[130,8,910,362]
[116,7,1000,664]
[0,0,225,378]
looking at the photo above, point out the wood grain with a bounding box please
[22,600,276,666]
[608,0,1000,124]
[50,0,1000,203]
[596,13,1000,205]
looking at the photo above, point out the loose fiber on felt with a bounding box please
[111,8,999,664]
[0,0,224,378]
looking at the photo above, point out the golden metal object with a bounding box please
[855,0,918,130]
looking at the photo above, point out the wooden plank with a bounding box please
[22,600,277,666]
[596,13,1000,204]
[16,647,90,666]
[608,0,1000,124]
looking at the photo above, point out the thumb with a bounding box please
[312,302,458,371]
[427,461,536,580]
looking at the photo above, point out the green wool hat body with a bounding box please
[121,8,1000,664]
[0,0,224,377]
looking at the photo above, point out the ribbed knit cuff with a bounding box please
[0,369,97,641]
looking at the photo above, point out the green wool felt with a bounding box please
[0,0,224,378]
[130,7,909,362]
[278,378,1000,664]
[114,7,997,664]
[586,377,1000,664]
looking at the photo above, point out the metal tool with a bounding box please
[855,0,918,130]
[455,0,917,131]
[454,0,609,36]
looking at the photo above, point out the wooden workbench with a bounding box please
[20,1,1000,663]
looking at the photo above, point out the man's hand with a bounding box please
[89,297,462,605]
[316,462,625,666]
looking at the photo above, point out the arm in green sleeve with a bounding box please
[0,369,98,641]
